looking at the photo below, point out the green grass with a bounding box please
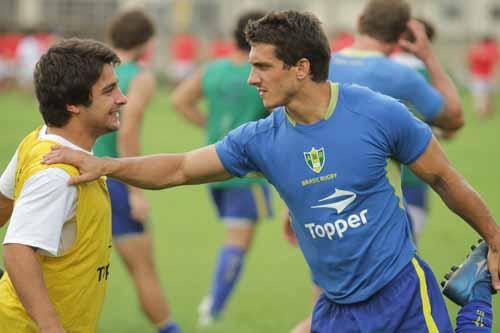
[0,89,499,332]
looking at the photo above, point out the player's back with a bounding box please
[329,48,443,122]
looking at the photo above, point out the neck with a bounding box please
[351,35,395,56]
[115,49,140,63]
[46,122,96,151]
[286,81,331,125]
[229,49,249,65]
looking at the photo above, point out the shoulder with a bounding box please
[339,83,409,124]
[229,110,281,145]
[23,140,80,177]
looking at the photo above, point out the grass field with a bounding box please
[0,88,499,333]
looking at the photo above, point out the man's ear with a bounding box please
[296,58,311,80]
[66,105,80,115]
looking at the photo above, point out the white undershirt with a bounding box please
[0,126,91,256]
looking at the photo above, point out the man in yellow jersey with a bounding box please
[0,38,127,332]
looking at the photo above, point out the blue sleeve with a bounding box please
[398,68,444,122]
[379,97,433,165]
[215,122,261,177]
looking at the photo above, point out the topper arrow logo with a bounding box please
[311,188,356,214]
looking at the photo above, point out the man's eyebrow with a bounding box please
[251,61,271,67]
[101,81,118,93]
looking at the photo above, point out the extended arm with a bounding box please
[43,144,233,189]
[409,137,500,288]
[4,244,64,332]
[171,69,206,128]
[401,20,464,131]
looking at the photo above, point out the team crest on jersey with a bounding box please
[304,147,325,173]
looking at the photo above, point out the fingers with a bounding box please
[43,146,77,165]
[42,151,63,165]
[50,145,64,152]
[487,248,500,290]
[68,173,98,186]
[399,39,415,53]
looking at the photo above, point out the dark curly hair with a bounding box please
[34,38,120,127]
[245,10,331,82]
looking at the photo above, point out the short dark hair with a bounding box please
[359,0,411,43]
[245,10,331,82]
[234,10,266,51]
[34,38,120,127]
[108,9,155,50]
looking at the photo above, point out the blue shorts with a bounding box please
[209,184,273,223]
[311,257,453,333]
[107,178,145,237]
[403,185,428,209]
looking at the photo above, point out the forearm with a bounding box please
[102,154,187,190]
[431,170,499,243]
[423,54,464,129]
[102,144,230,189]
[176,105,206,128]
[4,244,61,330]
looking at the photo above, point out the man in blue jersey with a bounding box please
[171,11,270,326]
[43,10,499,333]
[329,0,463,131]
[288,2,462,329]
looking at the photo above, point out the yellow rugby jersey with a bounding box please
[0,128,112,332]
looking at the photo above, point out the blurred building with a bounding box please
[1,0,500,81]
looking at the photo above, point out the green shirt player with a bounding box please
[93,10,180,333]
[171,10,270,327]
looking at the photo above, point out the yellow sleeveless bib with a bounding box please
[0,128,112,332]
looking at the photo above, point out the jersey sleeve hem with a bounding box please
[404,130,432,165]
[3,238,58,256]
[214,142,245,177]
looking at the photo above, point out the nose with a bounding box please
[247,68,259,86]
[116,88,127,105]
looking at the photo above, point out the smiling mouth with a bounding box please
[109,109,120,119]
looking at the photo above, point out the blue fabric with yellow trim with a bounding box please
[215,83,432,303]
[209,184,273,221]
[311,257,452,332]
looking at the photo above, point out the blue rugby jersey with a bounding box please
[329,48,443,122]
[215,83,432,303]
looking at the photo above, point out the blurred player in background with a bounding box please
[0,38,125,333]
[329,0,463,130]
[15,28,44,90]
[43,10,498,333]
[93,9,180,333]
[392,17,443,243]
[468,35,499,119]
[171,10,270,327]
